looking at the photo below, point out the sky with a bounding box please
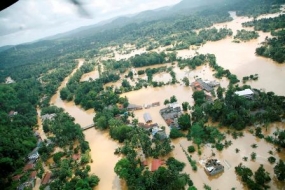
[0,0,181,47]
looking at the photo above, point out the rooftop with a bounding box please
[151,159,164,172]
[234,89,254,96]
[42,172,51,185]
[30,171,37,179]
[23,163,34,172]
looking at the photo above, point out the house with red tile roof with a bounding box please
[41,172,51,185]
[72,154,81,161]
[23,163,34,172]
[30,171,37,180]
[12,174,23,181]
[151,159,164,172]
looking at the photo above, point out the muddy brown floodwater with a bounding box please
[118,9,285,190]
[48,8,285,190]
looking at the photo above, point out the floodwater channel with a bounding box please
[50,59,123,190]
[47,8,285,190]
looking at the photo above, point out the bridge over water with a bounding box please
[81,123,95,131]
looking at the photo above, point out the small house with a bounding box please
[143,113,152,123]
[12,174,23,181]
[72,154,81,161]
[8,110,18,117]
[23,163,34,172]
[152,102,160,107]
[41,113,56,121]
[204,159,224,176]
[234,89,254,98]
[30,171,37,180]
[151,159,164,172]
[42,172,51,185]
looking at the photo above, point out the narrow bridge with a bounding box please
[82,123,95,131]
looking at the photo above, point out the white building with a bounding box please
[234,89,254,98]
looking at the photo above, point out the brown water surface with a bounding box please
[50,59,123,190]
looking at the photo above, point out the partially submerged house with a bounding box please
[168,103,181,112]
[143,113,152,123]
[234,89,254,98]
[152,127,167,140]
[152,102,160,107]
[127,104,143,111]
[191,79,214,92]
[204,159,224,176]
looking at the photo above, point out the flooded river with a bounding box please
[50,59,123,190]
[47,7,285,190]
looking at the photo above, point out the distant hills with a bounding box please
[42,0,227,42]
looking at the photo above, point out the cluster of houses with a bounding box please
[137,112,167,140]
[12,137,52,190]
[11,113,58,189]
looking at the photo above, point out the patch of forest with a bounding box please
[233,29,259,42]
[242,15,285,63]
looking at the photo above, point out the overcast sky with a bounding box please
[0,0,181,47]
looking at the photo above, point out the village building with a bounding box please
[151,102,160,107]
[12,174,23,181]
[203,79,220,87]
[151,159,165,172]
[41,113,56,121]
[191,79,214,92]
[152,126,168,140]
[127,104,143,111]
[234,89,254,98]
[138,122,158,130]
[8,110,18,117]
[204,159,224,176]
[143,112,152,123]
[30,171,37,180]
[41,172,51,185]
[136,148,146,165]
[168,102,182,112]
[23,163,34,172]
[5,77,15,84]
[72,154,81,161]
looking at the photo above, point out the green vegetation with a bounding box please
[178,54,240,84]
[267,156,276,164]
[242,74,258,83]
[274,160,285,181]
[187,146,196,153]
[1,0,285,189]
[169,128,185,139]
[242,15,285,32]
[0,83,39,188]
[234,29,259,42]
[231,0,283,17]
[235,164,271,190]
[202,86,285,130]
[243,15,285,63]
[181,145,197,171]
